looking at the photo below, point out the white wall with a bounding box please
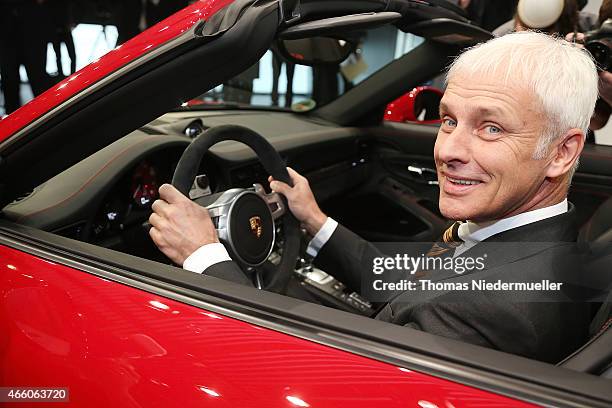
[584,0,602,14]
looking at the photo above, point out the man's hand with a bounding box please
[269,167,327,236]
[149,184,219,265]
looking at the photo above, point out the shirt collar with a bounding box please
[457,199,569,245]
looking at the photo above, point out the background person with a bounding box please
[456,0,520,32]
[0,0,51,114]
[271,45,295,108]
[114,0,142,46]
[145,0,189,28]
[567,0,612,140]
[493,0,597,36]
[588,0,612,108]
[48,0,77,78]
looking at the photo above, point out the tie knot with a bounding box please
[442,221,463,248]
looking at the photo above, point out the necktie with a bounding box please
[412,221,464,278]
[426,221,464,257]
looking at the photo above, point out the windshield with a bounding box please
[188,27,425,112]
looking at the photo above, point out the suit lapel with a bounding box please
[424,203,578,282]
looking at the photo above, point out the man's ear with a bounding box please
[545,128,585,178]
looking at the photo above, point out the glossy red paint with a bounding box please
[384,86,443,124]
[0,0,233,142]
[0,244,536,407]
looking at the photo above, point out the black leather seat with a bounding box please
[560,198,612,375]
[579,197,612,243]
[558,261,612,375]
[559,292,612,376]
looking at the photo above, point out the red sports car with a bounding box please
[1,1,611,407]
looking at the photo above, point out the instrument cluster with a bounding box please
[89,148,213,245]
[90,159,167,243]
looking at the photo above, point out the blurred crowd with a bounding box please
[0,0,188,115]
[1,0,612,120]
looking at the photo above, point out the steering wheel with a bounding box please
[172,124,301,292]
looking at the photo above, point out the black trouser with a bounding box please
[312,66,339,107]
[0,2,49,114]
[52,28,77,76]
[115,0,142,45]
[271,50,295,108]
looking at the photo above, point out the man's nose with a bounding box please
[435,125,472,166]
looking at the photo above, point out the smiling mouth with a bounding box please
[445,176,482,186]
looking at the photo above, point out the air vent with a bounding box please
[184,119,207,139]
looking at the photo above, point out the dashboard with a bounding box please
[0,110,430,315]
[2,111,368,261]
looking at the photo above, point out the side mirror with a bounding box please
[385,86,443,124]
[277,37,355,66]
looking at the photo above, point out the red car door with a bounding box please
[0,244,534,407]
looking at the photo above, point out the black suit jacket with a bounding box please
[314,205,591,363]
[205,205,591,363]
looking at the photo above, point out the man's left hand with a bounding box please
[149,184,219,265]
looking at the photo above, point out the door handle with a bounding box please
[407,165,439,185]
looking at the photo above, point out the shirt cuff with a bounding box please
[183,242,232,274]
[306,217,338,258]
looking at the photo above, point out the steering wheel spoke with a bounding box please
[253,183,286,220]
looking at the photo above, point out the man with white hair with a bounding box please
[149,32,599,362]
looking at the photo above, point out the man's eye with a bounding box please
[484,125,502,134]
[442,118,457,127]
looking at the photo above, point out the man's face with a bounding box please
[434,74,551,222]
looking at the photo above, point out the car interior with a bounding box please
[1,0,612,405]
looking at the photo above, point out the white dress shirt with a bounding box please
[183,199,568,273]
[183,242,232,273]
[453,199,568,256]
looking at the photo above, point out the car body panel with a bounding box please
[0,0,233,142]
[0,0,609,406]
[384,86,443,124]
[0,244,535,407]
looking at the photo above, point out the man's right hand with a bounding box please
[149,184,219,265]
[269,167,328,236]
